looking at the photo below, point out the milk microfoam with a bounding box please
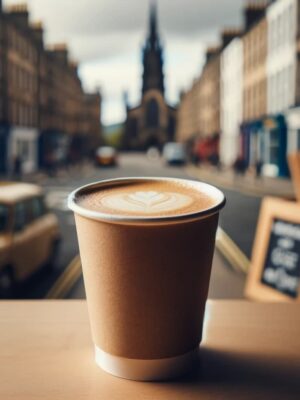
[76,180,215,218]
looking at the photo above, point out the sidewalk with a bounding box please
[0,161,94,186]
[186,164,295,198]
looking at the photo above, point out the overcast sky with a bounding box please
[5,0,244,125]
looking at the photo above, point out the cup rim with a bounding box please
[68,177,226,224]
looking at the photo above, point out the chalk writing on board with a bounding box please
[261,219,300,298]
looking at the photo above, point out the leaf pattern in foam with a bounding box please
[126,191,170,208]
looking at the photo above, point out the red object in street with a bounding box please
[194,135,220,163]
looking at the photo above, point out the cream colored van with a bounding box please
[0,182,60,295]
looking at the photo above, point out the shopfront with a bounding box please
[240,116,289,178]
[285,106,300,154]
[194,134,220,165]
[240,120,263,168]
[38,130,69,170]
[261,115,288,177]
[8,127,39,174]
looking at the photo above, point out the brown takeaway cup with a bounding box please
[68,177,225,381]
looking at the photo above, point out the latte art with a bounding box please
[128,191,169,207]
[75,179,217,218]
[101,191,193,214]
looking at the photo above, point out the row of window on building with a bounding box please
[176,0,300,178]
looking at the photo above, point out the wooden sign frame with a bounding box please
[245,197,300,302]
[288,152,300,202]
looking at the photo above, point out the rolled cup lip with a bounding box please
[68,177,226,224]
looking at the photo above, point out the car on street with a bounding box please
[0,182,60,296]
[95,146,118,167]
[163,142,187,165]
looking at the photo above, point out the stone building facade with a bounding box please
[0,4,39,173]
[123,3,176,150]
[241,4,269,171]
[0,2,101,173]
[176,0,298,177]
[82,93,102,155]
[243,10,268,122]
[220,35,243,167]
[241,2,290,178]
[267,0,298,115]
[176,47,222,162]
[267,0,300,164]
[176,80,200,143]
[198,48,221,139]
[0,1,6,173]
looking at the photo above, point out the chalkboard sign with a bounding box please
[245,197,300,302]
[288,152,300,202]
[261,218,300,298]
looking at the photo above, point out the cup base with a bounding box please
[95,346,199,381]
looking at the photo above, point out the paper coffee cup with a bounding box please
[68,177,225,381]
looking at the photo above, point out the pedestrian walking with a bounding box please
[233,156,247,176]
[255,160,263,178]
[13,155,22,180]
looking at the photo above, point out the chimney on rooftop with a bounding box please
[244,1,267,30]
[31,21,44,48]
[7,3,29,29]
[206,46,220,63]
[49,44,69,65]
[221,28,243,48]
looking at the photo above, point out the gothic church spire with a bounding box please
[149,1,158,47]
[142,1,164,95]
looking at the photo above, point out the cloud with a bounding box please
[70,32,141,63]
[160,0,244,36]
[4,0,245,124]
[42,0,243,37]
[5,0,244,61]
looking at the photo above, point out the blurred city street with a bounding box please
[11,152,262,300]
[1,1,300,397]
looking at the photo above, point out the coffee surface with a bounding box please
[77,180,216,218]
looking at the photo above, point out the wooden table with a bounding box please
[1,300,299,399]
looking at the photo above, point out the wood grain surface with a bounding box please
[0,300,299,399]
